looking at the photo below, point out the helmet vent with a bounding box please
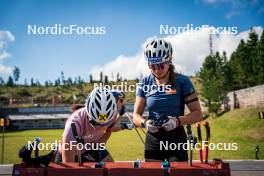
[107,110,111,118]
[106,100,112,110]
[107,94,110,100]
[165,42,168,48]
[91,110,96,120]
[96,93,101,101]
[96,109,99,117]
[153,41,157,48]
[95,98,101,110]
[158,50,161,57]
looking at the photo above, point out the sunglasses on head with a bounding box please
[148,61,169,70]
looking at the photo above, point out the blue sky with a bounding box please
[0,0,263,83]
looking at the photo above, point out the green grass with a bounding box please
[191,107,264,160]
[0,107,263,164]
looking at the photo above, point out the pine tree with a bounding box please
[100,72,103,82]
[61,71,65,85]
[0,77,5,86]
[229,40,247,89]
[13,66,20,84]
[254,30,264,84]
[89,74,93,83]
[30,78,35,86]
[246,29,258,86]
[199,52,228,115]
[104,75,109,84]
[6,76,14,86]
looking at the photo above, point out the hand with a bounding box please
[162,116,178,131]
[145,119,159,133]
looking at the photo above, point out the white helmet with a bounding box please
[85,87,117,126]
[144,38,173,64]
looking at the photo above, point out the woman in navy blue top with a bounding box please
[133,38,202,162]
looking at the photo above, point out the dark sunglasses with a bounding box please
[148,61,169,70]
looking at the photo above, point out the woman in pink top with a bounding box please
[56,88,132,163]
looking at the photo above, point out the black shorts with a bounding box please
[144,126,188,161]
[55,149,109,163]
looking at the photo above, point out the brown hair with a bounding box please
[168,61,176,86]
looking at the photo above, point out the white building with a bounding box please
[1,107,70,130]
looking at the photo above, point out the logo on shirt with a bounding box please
[99,114,107,122]
[165,89,177,94]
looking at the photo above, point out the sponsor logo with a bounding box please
[148,57,162,63]
[99,114,107,122]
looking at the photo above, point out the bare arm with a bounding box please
[178,93,203,125]
[133,96,146,126]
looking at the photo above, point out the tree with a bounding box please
[36,79,41,86]
[76,76,84,88]
[54,78,61,86]
[100,72,103,82]
[66,77,73,86]
[246,29,258,86]
[199,52,228,116]
[13,66,20,84]
[47,80,53,86]
[0,77,5,85]
[228,40,248,89]
[61,71,65,85]
[89,74,94,83]
[116,73,120,82]
[45,81,49,87]
[254,30,264,84]
[6,76,14,86]
[104,75,109,84]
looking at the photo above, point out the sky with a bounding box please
[0,0,264,83]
